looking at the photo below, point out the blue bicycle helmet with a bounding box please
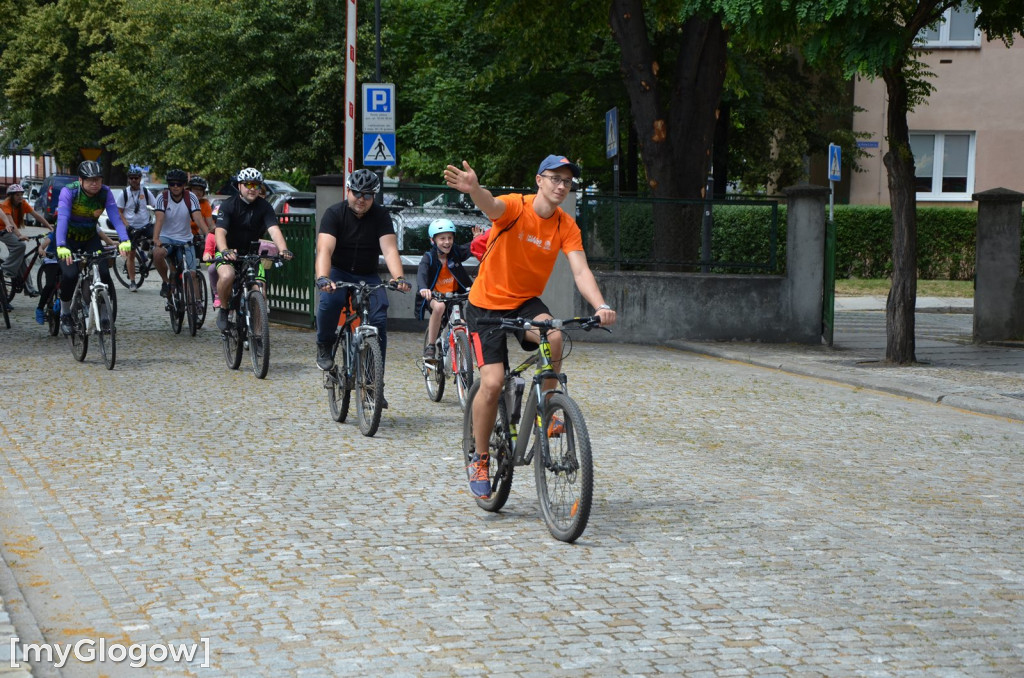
[428,218,456,240]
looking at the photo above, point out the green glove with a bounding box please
[57,246,71,260]
[118,240,132,254]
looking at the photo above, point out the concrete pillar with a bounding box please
[972,187,1024,342]
[782,184,830,343]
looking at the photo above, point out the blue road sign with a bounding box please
[606,108,619,159]
[363,133,396,166]
[828,144,842,182]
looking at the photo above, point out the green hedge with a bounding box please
[585,201,1002,280]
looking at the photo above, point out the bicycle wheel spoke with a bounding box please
[535,394,593,543]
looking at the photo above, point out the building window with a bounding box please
[910,132,975,201]
[918,6,980,47]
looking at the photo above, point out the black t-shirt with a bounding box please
[215,195,278,254]
[318,201,395,274]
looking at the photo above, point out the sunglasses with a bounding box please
[167,181,184,188]
[241,181,262,191]
[351,190,374,201]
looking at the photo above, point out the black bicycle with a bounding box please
[462,315,606,543]
[111,227,155,289]
[66,248,120,370]
[419,290,475,410]
[323,280,400,437]
[163,243,207,336]
[220,250,284,379]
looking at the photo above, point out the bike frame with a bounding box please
[504,337,567,467]
[333,284,381,380]
[73,251,115,336]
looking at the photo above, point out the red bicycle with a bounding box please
[419,290,476,410]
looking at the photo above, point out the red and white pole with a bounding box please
[344,0,357,187]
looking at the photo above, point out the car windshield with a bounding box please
[265,179,300,194]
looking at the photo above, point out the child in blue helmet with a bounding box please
[415,218,473,359]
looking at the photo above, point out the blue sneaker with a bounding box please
[467,453,491,498]
[35,307,45,324]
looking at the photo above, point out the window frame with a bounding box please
[917,6,981,48]
[910,131,977,202]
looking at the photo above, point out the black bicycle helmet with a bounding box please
[346,169,380,194]
[188,175,208,190]
[166,168,188,183]
[78,161,102,179]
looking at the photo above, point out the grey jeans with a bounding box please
[0,230,26,278]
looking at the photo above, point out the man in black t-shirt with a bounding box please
[314,169,410,379]
[214,167,293,330]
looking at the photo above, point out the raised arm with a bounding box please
[443,161,505,221]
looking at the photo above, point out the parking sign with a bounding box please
[362,83,396,134]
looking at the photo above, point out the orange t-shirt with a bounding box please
[190,198,212,235]
[468,193,583,310]
[433,260,457,294]
[0,199,32,229]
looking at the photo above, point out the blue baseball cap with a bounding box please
[537,155,580,179]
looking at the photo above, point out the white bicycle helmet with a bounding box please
[237,167,263,183]
[6,184,24,194]
[428,218,456,239]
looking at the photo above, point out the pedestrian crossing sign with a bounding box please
[363,133,396,166]
[828,143,841,182]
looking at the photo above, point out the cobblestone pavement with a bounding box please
[1,283,1022,676]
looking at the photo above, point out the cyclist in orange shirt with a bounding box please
[443,154,616,498]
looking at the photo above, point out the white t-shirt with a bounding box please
[119,187,155,230]
[155,190,200,242]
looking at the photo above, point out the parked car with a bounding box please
[393,210,487,254]
[33,174,78,224]
[214,177,301,199]
[270,191,316,224]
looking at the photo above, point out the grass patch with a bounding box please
[835,279,974,298]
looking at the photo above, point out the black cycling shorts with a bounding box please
[465,297,550,367]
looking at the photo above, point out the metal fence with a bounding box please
[578,193,783,273]
[266,214,316,327]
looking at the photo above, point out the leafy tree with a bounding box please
[726,0,1024,364]
[0,0,120,173]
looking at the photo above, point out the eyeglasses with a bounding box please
[540,174,574,188]
[241,181,262,191]
[167,181,184,188]
[351,190,374,201]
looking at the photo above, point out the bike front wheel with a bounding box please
[0,276,9,329]
[423,328,444,402]
[453,331,475,411]
[247,289,270,379]
[355,335,384,436]
[462,380,514,512]
[535,393,593,543]
[94,290,116,370]
[69,292,88,362]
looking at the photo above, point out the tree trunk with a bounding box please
[881,66,918,365]
[610,1,727,266]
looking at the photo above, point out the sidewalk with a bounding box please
[668,296,1024,422]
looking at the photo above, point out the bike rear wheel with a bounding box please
[453,331,475,411]
[247,289,270,379]
[535,393,593,543]
[69,291,88,362]
[355,334,384,436]
[195,269,208,329]
[461,380,514,512]
[423,328,445,402]
[94,290,116,370]
[223,311,243,369]
[168,282,184,334]
[326,367,351,422]
[45,289,60,336]
[112,250,146,289]
[184,272,198,336]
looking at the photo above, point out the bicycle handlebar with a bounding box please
[68,247,119,264]
[477,315,605,331]
[429,290,470,302]
[328,280,402,293]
